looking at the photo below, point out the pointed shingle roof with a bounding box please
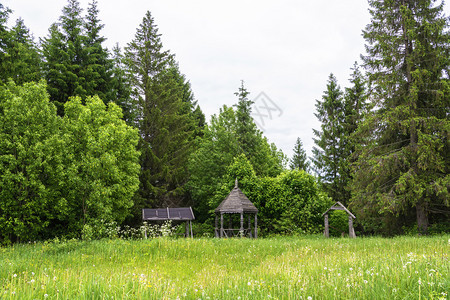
[215,179,258,214]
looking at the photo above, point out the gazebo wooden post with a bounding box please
[220,213,224,238]
[240,213,244,237]
[215,214,219,237]
[254,213,258,239]
[248,215,252,238]
[349,216,356,238]
[185,221,189,237]
[324,213,329,238]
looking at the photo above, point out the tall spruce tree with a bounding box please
[1,18,41,85]
[312,74,347,203]
[351,0,450,234]
[340,64,368,204]
[41,0,86,114]
[125,11,198,215]
[290,137,310,172]
[110,44,134,124]
[41,0,113,114]
[0,4,12,84]
[82,0,113,103]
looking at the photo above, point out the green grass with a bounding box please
[1,235,449,299]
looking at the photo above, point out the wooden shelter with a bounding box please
[142,207,195,238]
[322,202,356,238]
[215,179,258,238]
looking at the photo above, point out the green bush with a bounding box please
[328,210,349,237]
[209,155,333,235]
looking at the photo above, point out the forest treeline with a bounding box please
[0,0,448,243]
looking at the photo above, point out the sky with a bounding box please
[4,0,450,160]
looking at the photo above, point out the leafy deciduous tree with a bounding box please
[0,81,140,243]
[0,81,62,243]
[62,95,140,231]
[188,83,286,221]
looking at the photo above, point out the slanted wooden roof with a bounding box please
[322,202,356,219]
[215,179,258,214]
[142,207,195,221]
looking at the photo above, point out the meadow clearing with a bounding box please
[0,235,448,299]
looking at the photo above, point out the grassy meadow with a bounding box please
[0,235,449,299]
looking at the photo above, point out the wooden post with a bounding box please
[254,213,258,239]
[215,214,219,238]
[248,215,252,238]
[240,213,244,237]
[220,213,224,238]
[185,221,189,238]
[190,220,193,238]
[349,216,356,238]
[324,213,329,238]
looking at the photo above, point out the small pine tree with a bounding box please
[290,137,309,172]
[234,80,258,157]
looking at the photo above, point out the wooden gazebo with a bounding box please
[215,179,258,238]
[322,202,356,238]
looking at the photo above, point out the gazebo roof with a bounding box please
[215,179,258,214]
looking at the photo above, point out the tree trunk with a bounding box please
[416,200,429,235]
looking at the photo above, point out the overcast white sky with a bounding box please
[4,0,450,160]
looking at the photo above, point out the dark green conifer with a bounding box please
[290,137,310,172]
[351,0,450,234]
[41,0,86,114]
[82,0,113,103]
[1,18,41,85]
[312,74,346,203]
[125,11,199,212]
